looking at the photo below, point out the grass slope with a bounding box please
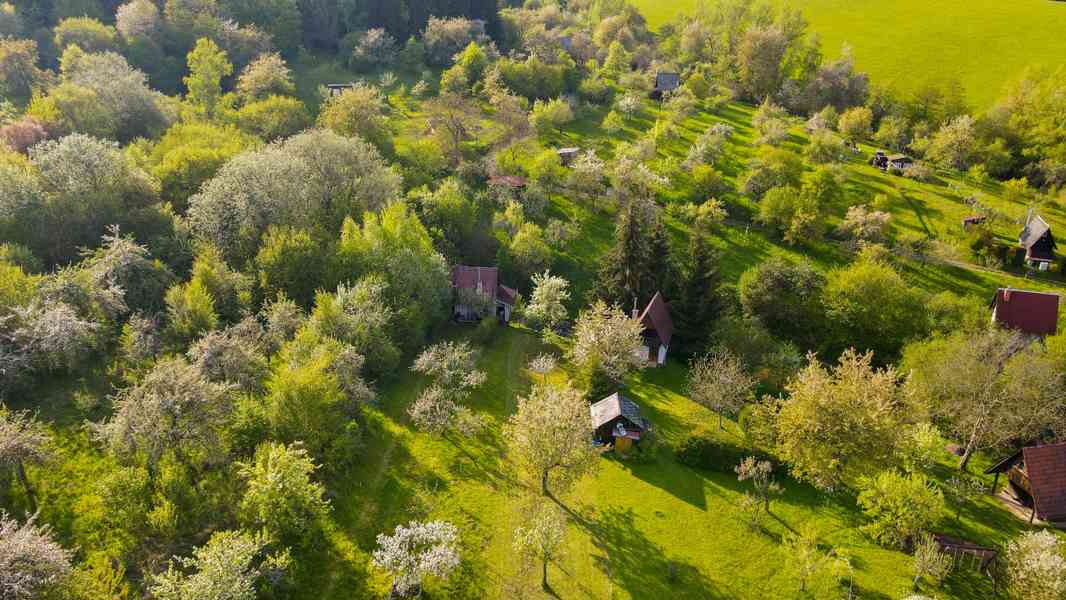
[633,0,1066,108]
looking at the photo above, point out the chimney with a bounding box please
[1004,288,1012,302]
[631,297,640,319]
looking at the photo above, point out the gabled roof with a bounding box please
[888,154,912,162]
[590,393,646,429]
[654,72,680,91]
[639,291,674,347]
[488,175,527,188]
[452,266,498,296]
[557,147,580,154]
[496,284,517,306]
[991,288,1059,336]
[1023,442,1066,521]
[1019,210,1052,250]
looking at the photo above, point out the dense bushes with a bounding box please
[674,431,764,473]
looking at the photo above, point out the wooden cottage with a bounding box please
[633,292,673,366]
[1019,209,1056,269]
[590,392,648,451]
[325,83,355,97]
[650,72,680,100]
[557,147,580,166]
[990,288,1060,337]
[986,442,1066,523]
[887,154,913,170]
[451,266,517,323]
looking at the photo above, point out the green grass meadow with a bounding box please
[634,0,1066,108]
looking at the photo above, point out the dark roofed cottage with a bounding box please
[650,72,680,100]
[1019,209,1056,269]
[990,288,1059,337]
[634,292,673,367]
[590,392,648,451]
[451,266,517,323]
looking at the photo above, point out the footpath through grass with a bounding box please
[632,0,1066,108]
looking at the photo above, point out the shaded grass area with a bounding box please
[632,0,1066,108]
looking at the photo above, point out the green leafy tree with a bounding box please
[164,279,219,347]
[147,121,259,211]
[149,530,290,600]
[184,38,233,120]
[857,470,944,550]
[688,349,757,428]
[315,82,392,156]
[513,505,566,591]
[54,17,118,53]
[235,95,310,141]
[824,258,926,360]
[254,226,329,310]
[771,349,907,490]
[739,257,825,350]
[238,441,330,546]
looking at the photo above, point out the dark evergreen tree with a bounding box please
[593,202,648,310]
[671,230,722,356]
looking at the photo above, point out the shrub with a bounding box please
[857,470,943,550]
[674,431,765,472]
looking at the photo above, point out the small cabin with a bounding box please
[590,393,648,451]
[557,147,580,166]
[1019,209,1056,269]
[986,442,1066,523]
[451,266,516,324]
[633,292,673,367]
[325,83,355,98]
[650,72,680,100]
[887,154,913,170]
[990,288,1059,337]
[962,215,987,229]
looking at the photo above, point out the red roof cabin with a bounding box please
[451,266,516,324]
[990,288,1059,337]
[986,442,1066,524]
[633,292,673,366]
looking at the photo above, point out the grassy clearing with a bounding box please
[632,0,1066,108]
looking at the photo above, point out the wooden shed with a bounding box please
[1019,209,1056,269]
[633,292,673,367]
[590,393,647,449]
[650,72,680,100]
[986,441,1066,523]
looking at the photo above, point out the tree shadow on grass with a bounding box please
[579,505,727,600]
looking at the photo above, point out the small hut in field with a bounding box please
[590,393,648,452]
[985,441,1066,524]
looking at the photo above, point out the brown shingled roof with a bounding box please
[639,292,673,347]
[991,288,1059,336]
[1022,442,1066,522]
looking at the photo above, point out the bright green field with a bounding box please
[634,0,1066,108]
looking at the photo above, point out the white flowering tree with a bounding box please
[408,341,487,436]
[0,407,51,514]
[687,349,757,429]
[372,520,461,597]
[1006,530,1066,600]
[0,511,72,600]
[94,357,232,468]
[568,301,644,384]
[513,505,566,591]
[525,271,570,332]
[13,301,100,373]
[505,383,598,497]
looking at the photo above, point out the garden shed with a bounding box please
[985,441,1066,523]
[557,147,580,166]
[590,393,648,450]
[326,83,355,97]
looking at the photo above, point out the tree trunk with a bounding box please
[15,461,36,515]
[763,494,770,514]
[541,555,548,590]
[541,470,550,497]
[958,433,978,472]
[913,574,921,591]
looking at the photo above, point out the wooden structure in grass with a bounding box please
[985,441,1066,524]
[590,393,647,449]
[633,292,673,367]
[451,266,517,324]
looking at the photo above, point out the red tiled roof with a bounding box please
[639,291,673,347]
[488,175,527,188]
[452,266,498,296]
[1023,442,1066,522]
[991,288,1059,336]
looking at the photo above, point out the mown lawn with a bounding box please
[287,326,1035,600]
[632,0,1066,108]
